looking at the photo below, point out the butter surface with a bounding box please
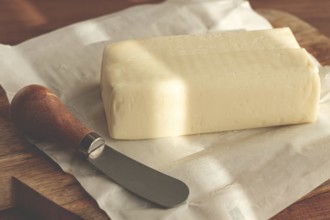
[101,28,320,139]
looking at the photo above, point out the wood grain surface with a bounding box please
[0,0,329,45]
[0,1,330,219]
[250,0,330,38]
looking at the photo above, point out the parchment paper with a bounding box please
[1,0,330,219]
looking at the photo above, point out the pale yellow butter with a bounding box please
[101,28,320,140]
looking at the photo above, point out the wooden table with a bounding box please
[1,1,330,219]
[0,0,329,45]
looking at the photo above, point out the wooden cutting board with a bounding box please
[0,9,330,220]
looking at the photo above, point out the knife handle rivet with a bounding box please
[80,132,105,156]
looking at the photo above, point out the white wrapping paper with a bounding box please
[1,0,330,219]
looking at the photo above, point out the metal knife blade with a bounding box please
[10,84,189,208]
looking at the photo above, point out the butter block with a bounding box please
[101,29,320,140]
[103,28,300,65]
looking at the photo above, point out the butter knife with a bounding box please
[10,84,189,208]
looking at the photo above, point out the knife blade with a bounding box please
[10,84,189,208]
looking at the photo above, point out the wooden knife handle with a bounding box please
[10,84,92,149]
